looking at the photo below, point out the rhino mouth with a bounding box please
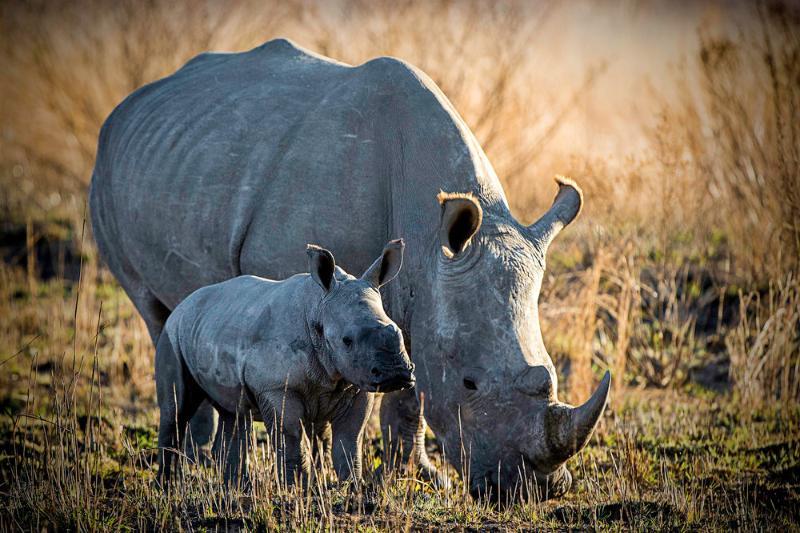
[367,372,415,393]
[469,466,572,504]
[469,475,501,503]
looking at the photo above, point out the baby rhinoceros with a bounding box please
[155,239,414,488]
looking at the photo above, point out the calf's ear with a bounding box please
[437,191,482,258]
[362,239,404,289]
[307,244,337,292]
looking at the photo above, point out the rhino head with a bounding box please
[307,240,416,393]
[410,177,610,502]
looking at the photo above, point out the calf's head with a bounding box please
[417,177,610,503]
[307,240,415,393]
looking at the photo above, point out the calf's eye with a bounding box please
[342,336,353,348]
[463,378,478,390]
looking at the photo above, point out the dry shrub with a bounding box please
[629,266,699,389]
[727,274,800,408]
[654,1,800,280]
[542,235,712,400]
[542,243,637,403]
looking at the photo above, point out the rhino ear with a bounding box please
[527,176,583,254]
[362,239,404,289]
[307,244,336,293]
[437,191,482,258]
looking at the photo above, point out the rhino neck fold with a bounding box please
[302,278,341,384]
[380,80,515,316]
[375,72,525,424]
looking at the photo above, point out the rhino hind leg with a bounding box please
[189,401,218,464]
[128,286,217,463]
[155,333,205,487]
[116,268,218,463]
[115,268,170,345]
[379,389,450,489]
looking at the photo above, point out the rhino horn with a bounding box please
[527,176,583,253]
[543,370,610,465]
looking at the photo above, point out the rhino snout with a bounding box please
[368,360,415,393]
[469,464,572,504]
[371,323,403,353]
[469,469,500,502]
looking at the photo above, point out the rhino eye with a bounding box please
[342,336,353,348]
[463,378,478,390]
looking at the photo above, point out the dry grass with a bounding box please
[1,257,798,530]
[1,0,799,530]
[727,274,800,409]
[647,1,800,279]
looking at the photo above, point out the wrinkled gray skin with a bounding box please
[90,39,610,502]
[156,240,415,487]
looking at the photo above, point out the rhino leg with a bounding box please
[121,273,218,464]
[309,421,333,472]
[112,265,170,344]
[215,410,252,489]
[187,402,218,464]
[120,269,219,474]
[331,391,374,484]
[379,388,450,489]
[155,333,205,488]
[260,392,308,486]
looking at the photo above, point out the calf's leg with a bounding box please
[155,333,204,487]
[216,411,252,489]
[260,392,307,486]
[331,392,374,484]
[188,401,218,464]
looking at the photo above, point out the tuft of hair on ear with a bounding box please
[306,243,336,292]
[306,243,332,262]
[437,190,481,207]
[553,174,584,217]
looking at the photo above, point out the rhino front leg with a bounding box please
[260,392,307,486]
[312,421,333,471]
[215,410,252,489]
[380,388,450,489]
[331,391,374,484]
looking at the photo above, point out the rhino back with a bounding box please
[166,273,314,412]
[92,38,505,311]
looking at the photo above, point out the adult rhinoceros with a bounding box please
[90,38,610,501]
